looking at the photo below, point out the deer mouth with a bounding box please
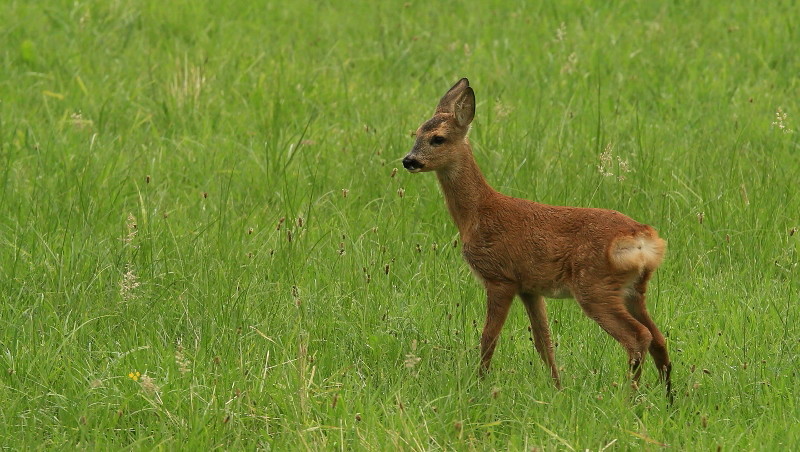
[402,156,425,172]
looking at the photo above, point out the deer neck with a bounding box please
[435,143,495,237]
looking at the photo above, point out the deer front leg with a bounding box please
[479,282,515,376]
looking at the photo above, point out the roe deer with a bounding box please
[402,78,671,399]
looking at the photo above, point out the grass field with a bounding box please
[1,0,799,449]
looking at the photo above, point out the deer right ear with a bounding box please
[454,87,475,127]
[436,78,470,114]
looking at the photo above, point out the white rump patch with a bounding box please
[609,234,666,272]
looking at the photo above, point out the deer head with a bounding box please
[402,78,476,173]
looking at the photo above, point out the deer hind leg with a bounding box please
[479,282,515,376]
[624,270,673,400]
[576,287,653,387]
[520,293,561,389]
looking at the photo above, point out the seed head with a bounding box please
[771,107,793,133]
[597,143,632,181]
[139,374,160,396]
[404,340,421,369]
[561,52,578,74]
[119,263,140,301]
[554,22,567,42]
[175,344,191,375]
[123,213,138,245]
[598,144,614,177]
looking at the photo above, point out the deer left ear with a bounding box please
[454,87,475,127]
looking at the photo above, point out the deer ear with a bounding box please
[454,87,475,127]
[436,78,470,114]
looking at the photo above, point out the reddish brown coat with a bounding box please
[403,78,671,398]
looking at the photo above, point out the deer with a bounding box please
[402,78,672,399]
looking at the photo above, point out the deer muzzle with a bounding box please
[402,155,424,172]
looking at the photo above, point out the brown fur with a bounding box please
[403,78,672,399]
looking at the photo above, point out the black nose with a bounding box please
[403,156,423,170]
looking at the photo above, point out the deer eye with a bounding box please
[430,135,446,146]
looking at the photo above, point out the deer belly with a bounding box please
[538,286,573,299]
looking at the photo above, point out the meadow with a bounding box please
[1,0,798,449]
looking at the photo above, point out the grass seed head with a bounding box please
[598,144,614,177]
[554,22,567,42]
[119,264,141,301]
[139,374,160,396]
[561,52,578,74]
[123,213,138,245]
[175,344,191,374]
[772,107,793,133]
[404,340,421,369]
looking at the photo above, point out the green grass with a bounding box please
[1,0,798,449]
